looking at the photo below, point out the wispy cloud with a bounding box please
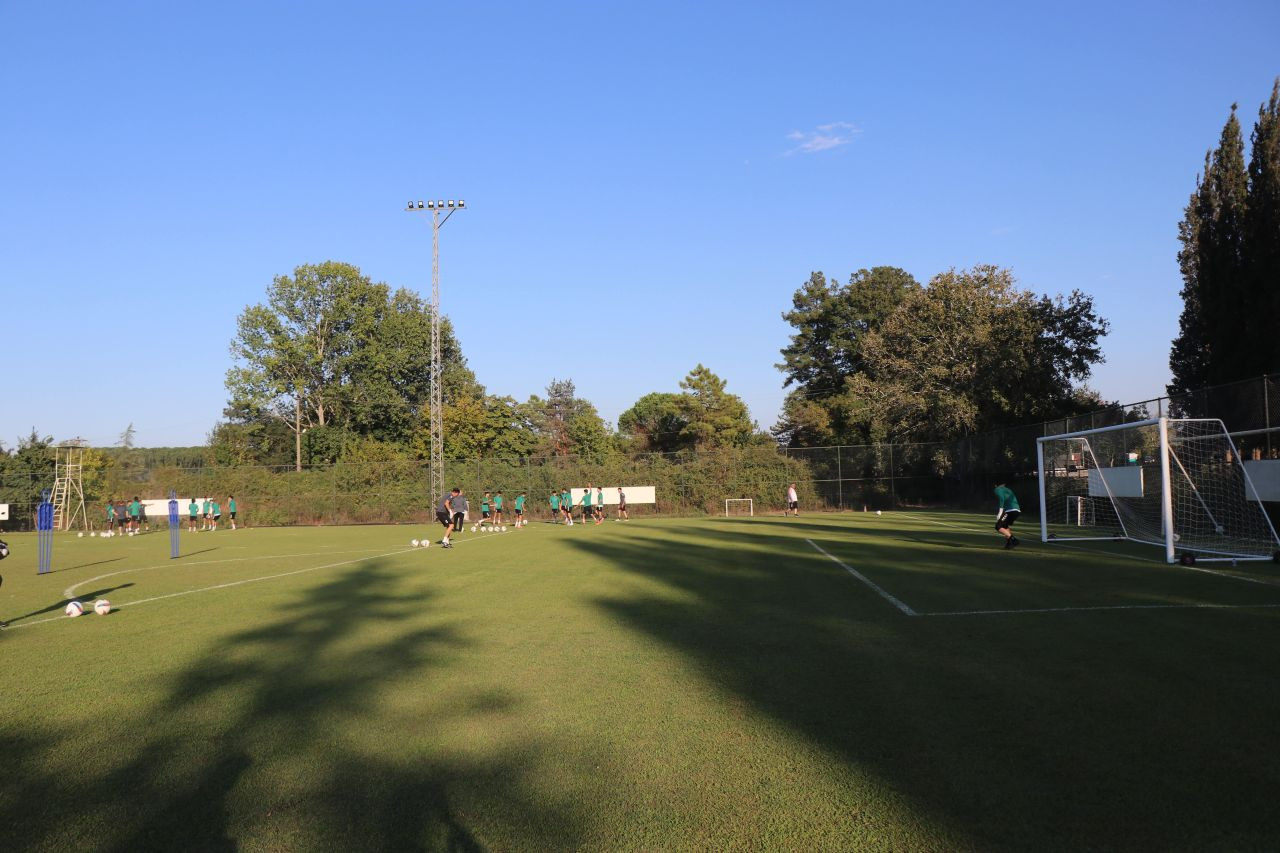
[784,122,861,156]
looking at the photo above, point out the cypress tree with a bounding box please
[1244,78,1280,374]
[1169,169,1210,398]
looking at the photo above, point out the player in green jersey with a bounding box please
[493,491,504,527]
[994,480,1021,549]
[188,498,199,532]
[594,486,605,524]
[228,495,238,530]
[129,497,141,534]
[561,489,572,525]
[202,498,212,530]
[514,492,526,527]
[106,501,117,534]
[549,492,560,524]
[580,488,592,525]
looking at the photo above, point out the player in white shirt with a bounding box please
[786,483,799,517]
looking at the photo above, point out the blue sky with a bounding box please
[2,1,1278,449]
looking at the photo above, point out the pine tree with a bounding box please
[1244,78,1280,374]
[1169,166,1210,397]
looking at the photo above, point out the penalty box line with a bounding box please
[806,539,917,616]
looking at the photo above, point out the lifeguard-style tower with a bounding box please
[51,438,89,531]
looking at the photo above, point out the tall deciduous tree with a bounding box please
[224,261,474,468]
[524,379,613,460]
[617,392,689,453]
[774,267,919,445]
[848,266,1107,442]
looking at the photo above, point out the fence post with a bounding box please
[888,443,896,506]
[1265,375,1272,457]
[837,445,843,510]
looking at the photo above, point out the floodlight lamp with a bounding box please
[458,199,466,208]
[418,200,425,209]
[426,201,434,209]
[407,200,414,210]
[448,200,456,208]
[437,199,444,208]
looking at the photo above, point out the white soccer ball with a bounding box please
[90,531,97,537]
[78,531,84,538]
[501,526,507,532]
[94,600,111,616]
[411,539,420,548]
[471,526,477,532]
[65,601,84,617]
[876,510,882,516]
[1215,525,1225,535]
[1173,533,1181,543]
[422,539,430,548]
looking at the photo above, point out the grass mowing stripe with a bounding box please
[805,538,917,616]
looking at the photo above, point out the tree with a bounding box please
[1245,78,1280,374]
[617,392,689,453]
[1170,105,1250,394]
[523,379,613,459]
[117,423,136,449]
[847,266,1108,442]
[438,394,538,460]
[224,261,475,469]
[775,267,919,445]
[676,365,756,450]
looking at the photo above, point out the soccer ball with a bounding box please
[876,510,882,516]
[1173,533,1181,543]
[94,600,111,616]
[1215,524,1225,535]
[411,539,420,548]
[0,540,8,559]
[501,526,507,532]
[90,531,97,537]
[471,526,477,532]
[421,539,430,548]
[78,531,84,538]
[65,601,84,617]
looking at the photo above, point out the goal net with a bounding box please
[724,498,754,517]
[1037,418,1280,562]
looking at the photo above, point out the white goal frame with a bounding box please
[1037,417,1280,563]
[724,498,754,517]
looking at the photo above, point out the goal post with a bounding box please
[725,498,753,517]
[1037,418,1280,563]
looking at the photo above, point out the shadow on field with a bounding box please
[0,558,581,851]
[566,522,1280,850]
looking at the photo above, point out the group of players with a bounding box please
[430,485,631,548]
[102,496,239,534]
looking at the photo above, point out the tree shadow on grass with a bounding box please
[564,528,1280,850]
[6,583,136,623]
[0,558,583,851]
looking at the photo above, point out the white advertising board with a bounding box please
[0,503,9,521]
[1088,466,1144,499]
[568,486,655,505]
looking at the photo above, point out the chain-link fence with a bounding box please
[4,375,1278,530]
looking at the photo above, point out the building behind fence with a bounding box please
[3,374,1278,530]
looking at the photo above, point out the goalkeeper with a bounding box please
[994,479,1021,550]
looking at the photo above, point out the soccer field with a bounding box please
[2,512,1280,850]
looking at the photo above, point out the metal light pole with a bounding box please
[405,198,466,505]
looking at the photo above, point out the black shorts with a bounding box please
[229,512,236,520]
[213,514,221,522]
[789,501,799,510]
[437,510,452,527]
[189,514,197,522]
[618,503,626,511]
[452,512,465,529]
[996,510,1020,531]
[514,509,523,517]
[482,509,491,518]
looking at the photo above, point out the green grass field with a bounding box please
[3,512,1280,851]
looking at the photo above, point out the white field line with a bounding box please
[904,513,1280,587]
[806,539,917,616]
[919,602,1280,617]
[15,530,517,632]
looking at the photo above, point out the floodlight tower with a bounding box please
[405,198,466,505]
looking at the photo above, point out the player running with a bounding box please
[479,491,493,530]
[449,489,469,544]
[994,479,1021,549]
